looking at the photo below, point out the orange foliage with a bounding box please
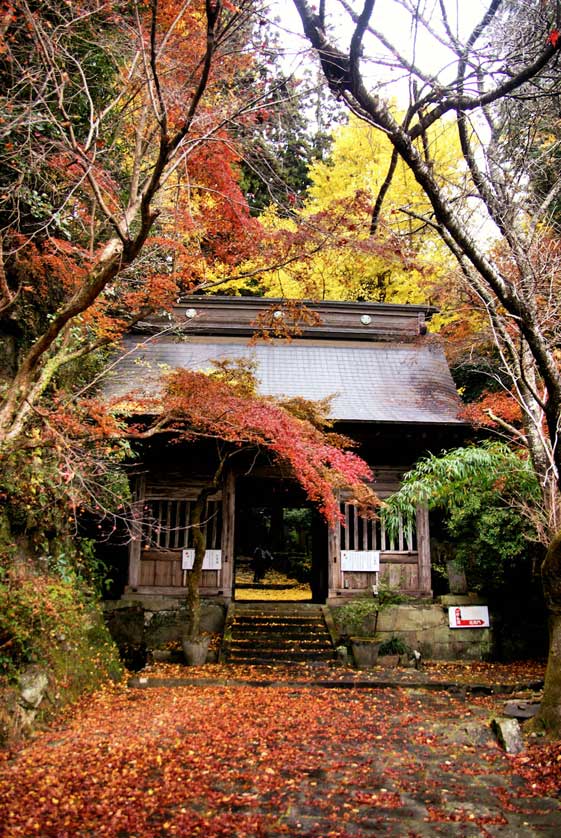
[462,390,524,430]
[149,367,375,524]
[2,0,268,358]
[177,132,264,269]
[10,235,91,301]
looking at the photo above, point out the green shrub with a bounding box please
[332,599,380,636]
[0,567,122,694]
[332,588,406,637]
[378,635,410,656]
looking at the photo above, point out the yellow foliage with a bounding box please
[225,114,463,323]
[306,113,463,218]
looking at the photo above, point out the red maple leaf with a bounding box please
[547,29,560,47]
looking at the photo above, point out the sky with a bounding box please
[267,0,500,245]
[269,0,492,103]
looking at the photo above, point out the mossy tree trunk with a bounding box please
[183,455,228,643]
[537,531,561,735]
[183,489,210,642]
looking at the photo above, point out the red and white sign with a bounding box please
[448,605,490,629]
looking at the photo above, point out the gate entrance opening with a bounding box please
[234,477,328,603]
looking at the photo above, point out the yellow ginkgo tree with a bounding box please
[226,113,465,320]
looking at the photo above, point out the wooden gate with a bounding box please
[328,495,431,598]
[127,470,236,597]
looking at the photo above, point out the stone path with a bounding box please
[128,676,560,837]
[1,664,560,837]
[248,686,561,837]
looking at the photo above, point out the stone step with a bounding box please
[233,614,325,623]
[233,604,324,614]
[230,637,333,652]
[228,649,336,663]
[234,610,324,616]
[233,622,327,629]
[232,620,327,631]
[232,622,332,634]
[224,602,335,666]
[230,630,332,642]
[231,631,331,643]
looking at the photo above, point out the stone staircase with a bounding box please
[222,602,336,665]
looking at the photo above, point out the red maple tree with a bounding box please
[0,1,267,456]
[116,363,376,641]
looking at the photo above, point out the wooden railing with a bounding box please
[138,497,223,589]
[337,500,428,595]
[141,498,222,551]
[339,501,416,553]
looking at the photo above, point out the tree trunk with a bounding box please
[536,532,561,735]
[183,490,210,643]
[183,455,228,642]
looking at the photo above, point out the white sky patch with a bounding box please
[268,0,493,103]
[266,1,502,246]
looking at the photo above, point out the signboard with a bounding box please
[181,549,222,571]
[341,550,380,572]
[448,605,490,629]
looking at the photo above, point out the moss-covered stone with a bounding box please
[0,569,122,747]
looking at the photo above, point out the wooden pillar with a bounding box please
[220,468,236,600]
[128,475,146,590]
[416,504,432,595]
[327,490,342,597]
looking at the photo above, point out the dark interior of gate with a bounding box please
[233,477,328,603]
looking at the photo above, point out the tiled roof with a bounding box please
[103,334,463,425]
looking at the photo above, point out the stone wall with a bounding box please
[377,604,491,660]
[331,596,492,661]
[105,596,491,665]
[103,597,227,668]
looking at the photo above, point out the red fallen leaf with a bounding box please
[547,29,560,47]
[0,670,556,837]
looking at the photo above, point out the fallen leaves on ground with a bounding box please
[234,569,312,601]
[422,659,546,685]
[512,740,561,798]
[0,662,559,838]
[235,588,312,602]
[136,658,546,688]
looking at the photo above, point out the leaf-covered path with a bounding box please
[1,665,561,837]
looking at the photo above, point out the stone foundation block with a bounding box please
[332,602,492,661]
